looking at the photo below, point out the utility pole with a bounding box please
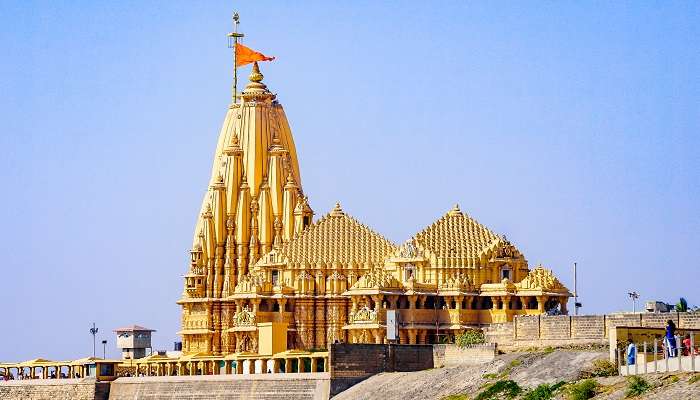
[574,262,579,316]
[89,323,99,357]
[628,291,640,312]
[101,340,107,359]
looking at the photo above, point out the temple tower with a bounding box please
[178,62,313,355]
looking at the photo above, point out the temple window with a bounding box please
[404,265,415,281]
[501,265,512,280]
[272,270,280,286]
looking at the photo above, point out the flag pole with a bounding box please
[228,12,244,104]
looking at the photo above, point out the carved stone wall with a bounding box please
[294,299,316,350]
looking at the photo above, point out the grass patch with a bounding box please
[625,376,650,398]
[482,373,498,379]
[567,379,597,400]
[474,380,522,400]
[579,359,618,379]
[689,374,700,384]
[543,346,555,354]
[441,395,469,400]
[590,359,617,377]
[495,359,523,378]
[522,381,566,400]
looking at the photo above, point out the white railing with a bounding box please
[618,333,699,375]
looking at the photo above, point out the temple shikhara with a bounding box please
[177,55,571,356]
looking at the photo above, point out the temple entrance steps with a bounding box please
[108,373,330,400]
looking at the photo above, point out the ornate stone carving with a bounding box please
[441,272,473,290]
[517,265,565,291]
[232,305,256,327]
[235,271,266,293]
[399,240,418,258]
[349,305,378,324]
[351,268,402,290]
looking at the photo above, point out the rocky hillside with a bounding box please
[333,349,700,400]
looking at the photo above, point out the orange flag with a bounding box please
[235,43,275,67]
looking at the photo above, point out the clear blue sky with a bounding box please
[1,1,698,362]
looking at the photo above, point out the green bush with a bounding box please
[625,376,650,398]
[456,330,486,348]
[522,382,566,400]
[474,380,522,400]
[689,374,700,384]
[567,379,597,400]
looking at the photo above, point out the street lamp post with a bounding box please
[101,340,107,359]
[89,323,99,357]
[628,291,640,313]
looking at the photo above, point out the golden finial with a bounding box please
[330,202,345,217]
[242,61,272,97]
[249,62,263,82]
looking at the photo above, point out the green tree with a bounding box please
[676,297,688,312]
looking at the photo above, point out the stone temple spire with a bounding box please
[182,61,311,299]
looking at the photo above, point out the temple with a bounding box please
[177,61,571,356]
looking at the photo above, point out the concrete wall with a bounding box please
[486,312,700,350]
[0,378,109,400]
[108,374,330,400]
[329,343,434,396]
[432,344,496,368]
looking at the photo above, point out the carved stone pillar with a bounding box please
[212,302,222,354]
[277,298,287,314]
[294,298,315,350]
[537,296,546,312]
[408,295,417,309]
[315,298,327,349]
[560,297,569,315]
[326,298,347,345]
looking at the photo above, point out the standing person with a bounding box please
[665,319,677,357]
[626,341,637,365]
[682,334,692,356]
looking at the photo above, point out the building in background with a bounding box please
[114,325,155,359]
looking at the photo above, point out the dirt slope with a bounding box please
[333,350,700,400]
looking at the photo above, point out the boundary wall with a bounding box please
[432,343,496,368]
[329,343,434,396]
[484,312,700,350]
[0,378,109,400]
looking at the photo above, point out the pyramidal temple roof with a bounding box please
[274,203,397,267]
[412,204,504,260]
